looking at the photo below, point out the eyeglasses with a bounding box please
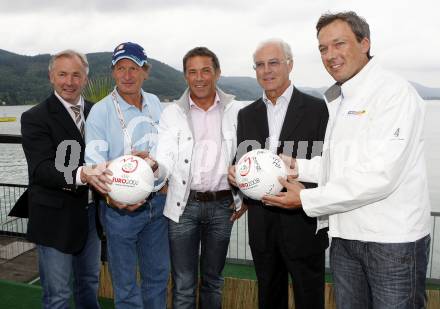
[253,59,291,71]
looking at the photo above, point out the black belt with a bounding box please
[134,192,157,211]
[188,190,232,202]
[146,192,156,202]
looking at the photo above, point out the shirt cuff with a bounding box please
[300,188,316,217]
[151,163,167,191]
[76,166,86,186]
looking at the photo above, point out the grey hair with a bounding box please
[48,49,89,75]
[253,38,293,62]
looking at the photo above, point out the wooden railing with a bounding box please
[97,262,440,309]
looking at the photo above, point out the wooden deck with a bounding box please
[0,236,38,283]
[1,235,439,308]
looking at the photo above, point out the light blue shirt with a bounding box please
[85,88,163,165]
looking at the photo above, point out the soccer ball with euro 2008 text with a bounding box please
[235,149,287,200]
[107,155,154,204]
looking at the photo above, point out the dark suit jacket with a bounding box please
[236,87,329,259]
[21,94,92,254]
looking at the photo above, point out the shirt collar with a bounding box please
[114,87,147,111]
[263,83,294,106]
[340,57,376,100]
[188,92,220,112]
[54,91,84,111]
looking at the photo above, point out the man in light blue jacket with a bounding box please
[85,42,169,309]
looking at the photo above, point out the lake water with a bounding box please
[1,102,439,210]
[1,102,439,277]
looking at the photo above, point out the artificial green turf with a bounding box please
[223,263,334,283]
[223,264,439,290]
[0,279,115,309]
[223,263,257,280]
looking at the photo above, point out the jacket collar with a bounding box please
[324,57,376,104]
[341,57,376,100]
[251,87,306,143]
[54,91,84,112]
[262,83,293,106]
[114,87,148,111]
[278,87,305,141]
[47,93,85,143]
[48,93,92,117]
[175,87,235,114]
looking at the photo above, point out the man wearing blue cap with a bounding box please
[85,42,169,309]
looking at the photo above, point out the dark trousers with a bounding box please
[251,245,325,309]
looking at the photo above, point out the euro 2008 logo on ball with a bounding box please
[121,156,139,173]
[236,149,287,201]
[107,155,155,204]
[239,157,251,177]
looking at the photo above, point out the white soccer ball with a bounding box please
[107,155,154,204]
[236,149,287,200]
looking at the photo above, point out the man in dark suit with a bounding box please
[21,50,101,309]
[228,39,329,309]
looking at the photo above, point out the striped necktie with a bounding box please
[71,105,85,137]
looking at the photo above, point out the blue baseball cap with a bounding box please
[111,42,148,67]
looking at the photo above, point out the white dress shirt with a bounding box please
[263,84,293,153]
[54,92,89,193]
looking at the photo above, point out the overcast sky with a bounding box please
[1,0,439,88]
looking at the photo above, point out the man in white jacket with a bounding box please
[263,11,431,308]
[156,47,247,309]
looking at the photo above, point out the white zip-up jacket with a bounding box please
[156,88,247,223]
[298,58,431,243]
